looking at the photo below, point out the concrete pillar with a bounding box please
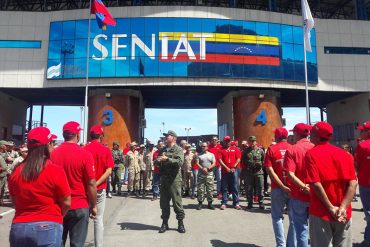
[218,90,282,149]
[88,89,143,148]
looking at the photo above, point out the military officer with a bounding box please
[154,130,185,234]
[138,144,146,194]
[126,142,140,197]
[182,144,193,197]
[111,141,124,195]
[242,136,265,209]
[143,142,154,197]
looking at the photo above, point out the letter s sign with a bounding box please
[103,110,113,125]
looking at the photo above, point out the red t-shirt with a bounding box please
[8,160,70,224]
[264,141,291,190]
[153,149,160,174]
[305,142,357,221]
[208,144,221,167]
[355,139,370,187]
[218,146,241,174]
[123,147,130,155]
[84,140,114,191]
[284,138,314,202]
[51,142,95,210]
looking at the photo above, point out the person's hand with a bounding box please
[230,168,236,173]
[226,167,231,173]
[336,207,347,223]
[157,155,168,162]
[90,207,97,219]
[282,186,291,196]
[328,206,339,221]
[302,184,310,195]
[202,167,208,175]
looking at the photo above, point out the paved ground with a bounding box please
[0,192,367,247]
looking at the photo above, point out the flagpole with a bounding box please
[302,0,311,125]
[83,0,93,143]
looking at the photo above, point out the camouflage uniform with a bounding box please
[0,155,8,203]
[196,152,215,204]
[243,145,265,206]
[182,151,193,196]
[143,149,154,192]
[154,144,185,221]
[111,148,124,194]
[126,150,140,192]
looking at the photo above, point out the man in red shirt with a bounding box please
[355,121,370,247]
[284,123,314,247]
[305,122,357,247]
[264,128,295,247]
[51,121,97,247]
[152,140,164,201]
[208,136,222,198]
[218,136,241,210]
[84,125,114,247]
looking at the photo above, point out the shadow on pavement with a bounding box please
[117,222,159,231]
[210,239,262,247]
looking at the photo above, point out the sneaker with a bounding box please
[112,189,117,194]
[208,202,215,210]
[259,204,265,210]
[234,205,241,210]
[228,194,232,200]
[253,196,258,203]
[197,203,202,210]
[220,204,226,210]
[106,193,112,198]
[151,196,158,201]
[246,203,253,209]
[217,193,222,199]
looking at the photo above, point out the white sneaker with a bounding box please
[106,193,112,198]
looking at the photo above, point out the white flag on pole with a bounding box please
[302,0,314,52]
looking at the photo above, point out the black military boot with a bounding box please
[207,201,215,210]
[126,190,132,197]
[246,203,253,209]
[158,220,169,233]
[178,220,186,233]
[197,202,202,210]
[259,203,265,210]
[117,186,122,196]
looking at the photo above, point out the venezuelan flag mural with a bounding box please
[47,17,317,83]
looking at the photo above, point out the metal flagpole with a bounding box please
[302,0,311,125]
[83,0,93,143]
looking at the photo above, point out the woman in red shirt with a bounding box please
[8,127,71,247]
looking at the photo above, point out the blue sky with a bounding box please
[28,106,325,143]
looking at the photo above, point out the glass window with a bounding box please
[75,20,88,39]
[268,23,281,41]
[62,21,76,40]
[173,61,188,77]
[202,18,216,33]
[50,22,62,41]
[215,19,230,33]
[293,26,303,45]
[143,57,159,76]
[281,25,293,44]
[172,18,187,32]
[243,64,257,78]
[145,18,159,36]
[256,22,268,36]
[282,43,294,61]
[188,18,202,32]
[101,59,115,77]
[73,58,86,78]
[229,20,243,34]
[46,59,62,79]
[158,61,173,77]
[282,61,294,80]
[48,40,62,60]
[243,21,256,35]
[293,44,304,62]
[74,39,87,59]
[60,40,76,60]
[159,17,174,31]
[116,18,131,34]
[115,59,130,77]
[131,17,145,37]
[88,58,101,77]
[294,61,304,81]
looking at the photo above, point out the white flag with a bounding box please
[47,63,61,79]
[302,0,314,52]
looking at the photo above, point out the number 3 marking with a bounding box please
[256,110,267,125]
[103,110,113,125]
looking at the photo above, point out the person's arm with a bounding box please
[267,166,291,194]
[87,178,97,218]
[58,195,71,217]
[96,168,112,187]
[218,158,230,172]
[311,182,337,219]
[337,179,357,222]
[287,171,309,194]
[232,158,241,169]
[208,154,216,170]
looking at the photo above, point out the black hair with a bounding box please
[21,142,50,181]
[63,130,77,141]
[90,133,101,140]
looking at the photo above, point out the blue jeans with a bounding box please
[360,186,370,245]
[236,168,241,193]
[290,198,309,247]
[123,167,129,183]
[10,221,63,247]
[62,208,89,247]
[221,172,239,206]
[271,188,296,247]
[152,172,160,197]
[191,170,198,196]
[213,166,221,194]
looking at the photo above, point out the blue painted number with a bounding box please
[256,110,267,125]
[103,110,113,125]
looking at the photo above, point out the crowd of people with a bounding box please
[0,120,369,247]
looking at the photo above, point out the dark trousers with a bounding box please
[221,172,239,206]
[62,208,89,247]
[160,177,185,221]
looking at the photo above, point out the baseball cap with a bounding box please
[27,126,57,149]
[163,130,177,138]
[312,121,333,140]
[357,121,370,130]
[274,127,288,139]
[248,136,257,141]
[223,136,231,141]
[63,121,83,134]
[290,123,312,136]
[90,125,104,135]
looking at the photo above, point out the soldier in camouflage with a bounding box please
[111,141,124,195]
[242,136,265,209]
[154,130,185,234]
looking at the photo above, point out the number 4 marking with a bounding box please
[256,110,267,125]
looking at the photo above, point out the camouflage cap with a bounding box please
[163,130,177,138]
[113,141,120,146]
[6,141,15,146]
[130,141,138,147]
[248,136,257,141]
[0,140,12,146]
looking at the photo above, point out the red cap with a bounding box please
[27,127,57,149]
[312,121,333,139]
[90,125,104,135]
[290,123,312,136]
[357,121,370,130]
[63,121,83,134]
[223,136,231,141]
[230,141,236,146]
[274,127,288,139]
